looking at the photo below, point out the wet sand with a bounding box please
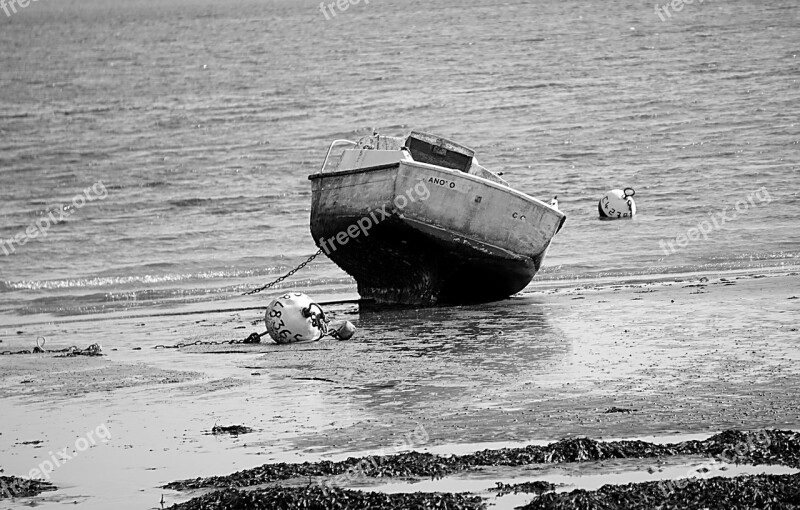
[0,269,798,509]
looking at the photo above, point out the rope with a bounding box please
[624,187,636,215]
[302,303,329,337]
[242,249,323,296]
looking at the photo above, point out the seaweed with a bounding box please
[490,480,557,496]
[0,476,57,499]
[165,451,467,490]
[165,429,800,491]
[604,407,636,414]
[210,425,254,436]
[167,485,485,510]
[520,472,800,510]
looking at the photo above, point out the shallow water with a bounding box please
[1,0,799,325]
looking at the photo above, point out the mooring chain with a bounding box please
[6,251,328,354]
[0,337,103,356]
[242,249,323,296]
[153,332,266,350]
[155,251,328,347]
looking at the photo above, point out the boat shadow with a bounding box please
[334,296,572,405]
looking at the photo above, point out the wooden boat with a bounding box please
[308,131,566,306]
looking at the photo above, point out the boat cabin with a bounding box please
[324,131,509,187]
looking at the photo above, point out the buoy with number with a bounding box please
[264,292,356,344]
[265,292,328,344]
[598,188,636,219]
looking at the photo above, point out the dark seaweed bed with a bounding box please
[0,476,56,499]
[165,429,800,509]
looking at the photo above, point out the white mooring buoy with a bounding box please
[265,292,328,344]
[598,188,636,219]
[264,292,356,344]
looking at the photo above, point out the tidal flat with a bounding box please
[0,271,798,509]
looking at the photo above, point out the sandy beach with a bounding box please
[1,268,798,509]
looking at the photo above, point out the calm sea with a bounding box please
[1,0,798,325]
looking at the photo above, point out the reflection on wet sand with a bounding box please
[330,298,571,420]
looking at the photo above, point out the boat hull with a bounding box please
[309,161,565,306]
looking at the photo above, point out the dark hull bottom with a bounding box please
[313,218,544,307]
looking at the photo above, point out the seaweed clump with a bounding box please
[0,476,57,499]
[168,485,485,510]
[211,425,254,436]
[490,480,556,496]
[165,451,465,490]
[166,429,800,491]
[604,407,636,414]
[520,472,800,510]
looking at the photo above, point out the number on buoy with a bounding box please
[598,188,636,219]
[264,293,357,344]
[265,293,327,344]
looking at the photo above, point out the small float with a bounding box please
[308,131,566,306]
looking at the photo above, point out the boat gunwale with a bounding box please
[307,163,400,181]
[308,161,566,224]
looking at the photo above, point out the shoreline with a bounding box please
[0,270,798,509]
[2,265,797,331]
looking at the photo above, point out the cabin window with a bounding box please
[405,132,474,173]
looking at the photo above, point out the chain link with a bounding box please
[1,337,103,356]
[153,331,267,349]
[242,249,323,296]
[6,251,327,354]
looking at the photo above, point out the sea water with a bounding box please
[1,0,798,325]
